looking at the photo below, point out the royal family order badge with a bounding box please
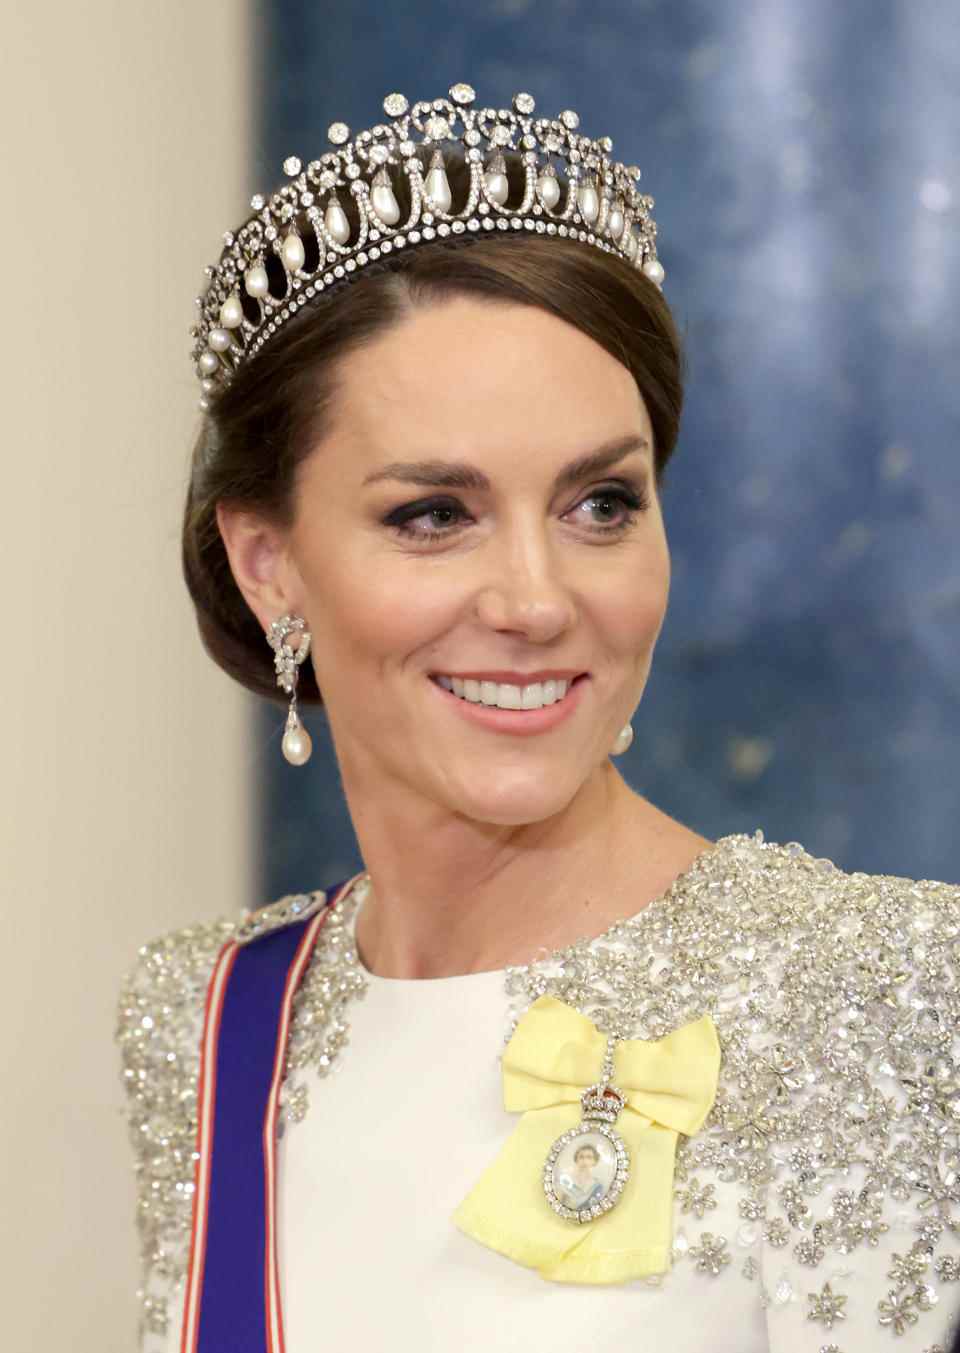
[544,1082,631,1223]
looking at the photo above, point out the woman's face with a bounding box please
[279,295,671,825]
[574,1147,598,1173]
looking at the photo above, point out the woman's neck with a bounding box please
[348,764,711,979]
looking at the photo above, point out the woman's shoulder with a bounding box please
[693,830,960,1048]
[815,841,960,957]
[114,888,334,1141]
[670,835,960,1344]
[115,911,241,1091]
[114,912,239,1345]
[703,829,960,948]
[115,886,335,1040]
[114,889,327,1347]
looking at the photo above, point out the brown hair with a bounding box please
[182,152,684,708]
[573,1143,600,1164]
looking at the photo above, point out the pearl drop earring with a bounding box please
[611,723,634,756]
[266,614,313,766]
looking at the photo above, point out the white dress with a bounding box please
[117,831,960,1352]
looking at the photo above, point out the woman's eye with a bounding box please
[384,498,468,541]
[574,486,649,533]
[384,483,649,544]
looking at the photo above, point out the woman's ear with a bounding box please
[215,502,303,633]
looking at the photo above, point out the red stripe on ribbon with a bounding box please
[262,874,366,1353]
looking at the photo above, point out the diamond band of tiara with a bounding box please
[191,83,664,409]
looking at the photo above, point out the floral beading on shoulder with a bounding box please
[504,831,960,1346]
[116,915,237,1346]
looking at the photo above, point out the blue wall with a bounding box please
[256,0,960,897]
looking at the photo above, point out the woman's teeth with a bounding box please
[432,675,571,710]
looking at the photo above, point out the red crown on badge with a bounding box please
[580,1083,626,1124]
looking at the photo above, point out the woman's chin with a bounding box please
[440,770,586,826]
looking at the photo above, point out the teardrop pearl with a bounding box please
[198,350,219,376]
[484,152,509,206]
[324,195,351,245]
[244,264,269,298]
[607,204,625,240]
[219,292,244,328]
[489,173,511,204]
[623,228,638,261]
[424,151,452,213]
[282,719,313,766]
[484,172,509,206]
[281,231,305,272]
[611,723,634,756]
[208,327,231,353]
[371,170,401,225]
[642,258,665,286]
[577,182,599,224]
[537,169,561,209]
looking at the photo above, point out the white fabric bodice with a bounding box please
[276,931,765,1350]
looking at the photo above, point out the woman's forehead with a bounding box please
[318,300,650,478]
[336,297,641,412]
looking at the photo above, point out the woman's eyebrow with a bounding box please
[362,434,650,492]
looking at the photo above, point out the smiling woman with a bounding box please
[182,193,683,711]
[225,289,677,842]
[118,86,960,1353]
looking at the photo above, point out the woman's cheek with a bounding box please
[329,560,456,653]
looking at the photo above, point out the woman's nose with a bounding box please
[472,527,577,641]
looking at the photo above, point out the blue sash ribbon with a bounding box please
[185,879,350,1353]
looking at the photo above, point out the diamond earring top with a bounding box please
[191,84,664,408]
[266,614,313,766]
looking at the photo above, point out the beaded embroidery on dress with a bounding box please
[116,831,960,1351]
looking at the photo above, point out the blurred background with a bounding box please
[3,1,958,1347]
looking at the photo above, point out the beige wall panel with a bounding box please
[0,5,254,1348]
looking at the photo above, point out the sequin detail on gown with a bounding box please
[116,832,960,1348]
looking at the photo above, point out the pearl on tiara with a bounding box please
[190,84,664,406]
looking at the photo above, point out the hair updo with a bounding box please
[182,150,685,709]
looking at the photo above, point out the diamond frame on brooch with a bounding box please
[543,1120,631,1223]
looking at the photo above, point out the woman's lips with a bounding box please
[427,673,590,737]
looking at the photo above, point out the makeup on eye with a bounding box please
[381,479,651,543]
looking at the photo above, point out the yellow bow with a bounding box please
[453,995,721,1285]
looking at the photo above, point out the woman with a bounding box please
[117,84,960,1352]
[556,1141,608,1213]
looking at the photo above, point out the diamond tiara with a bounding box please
[191,83,664,409]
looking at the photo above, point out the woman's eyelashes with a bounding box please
[383,481,651,544]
